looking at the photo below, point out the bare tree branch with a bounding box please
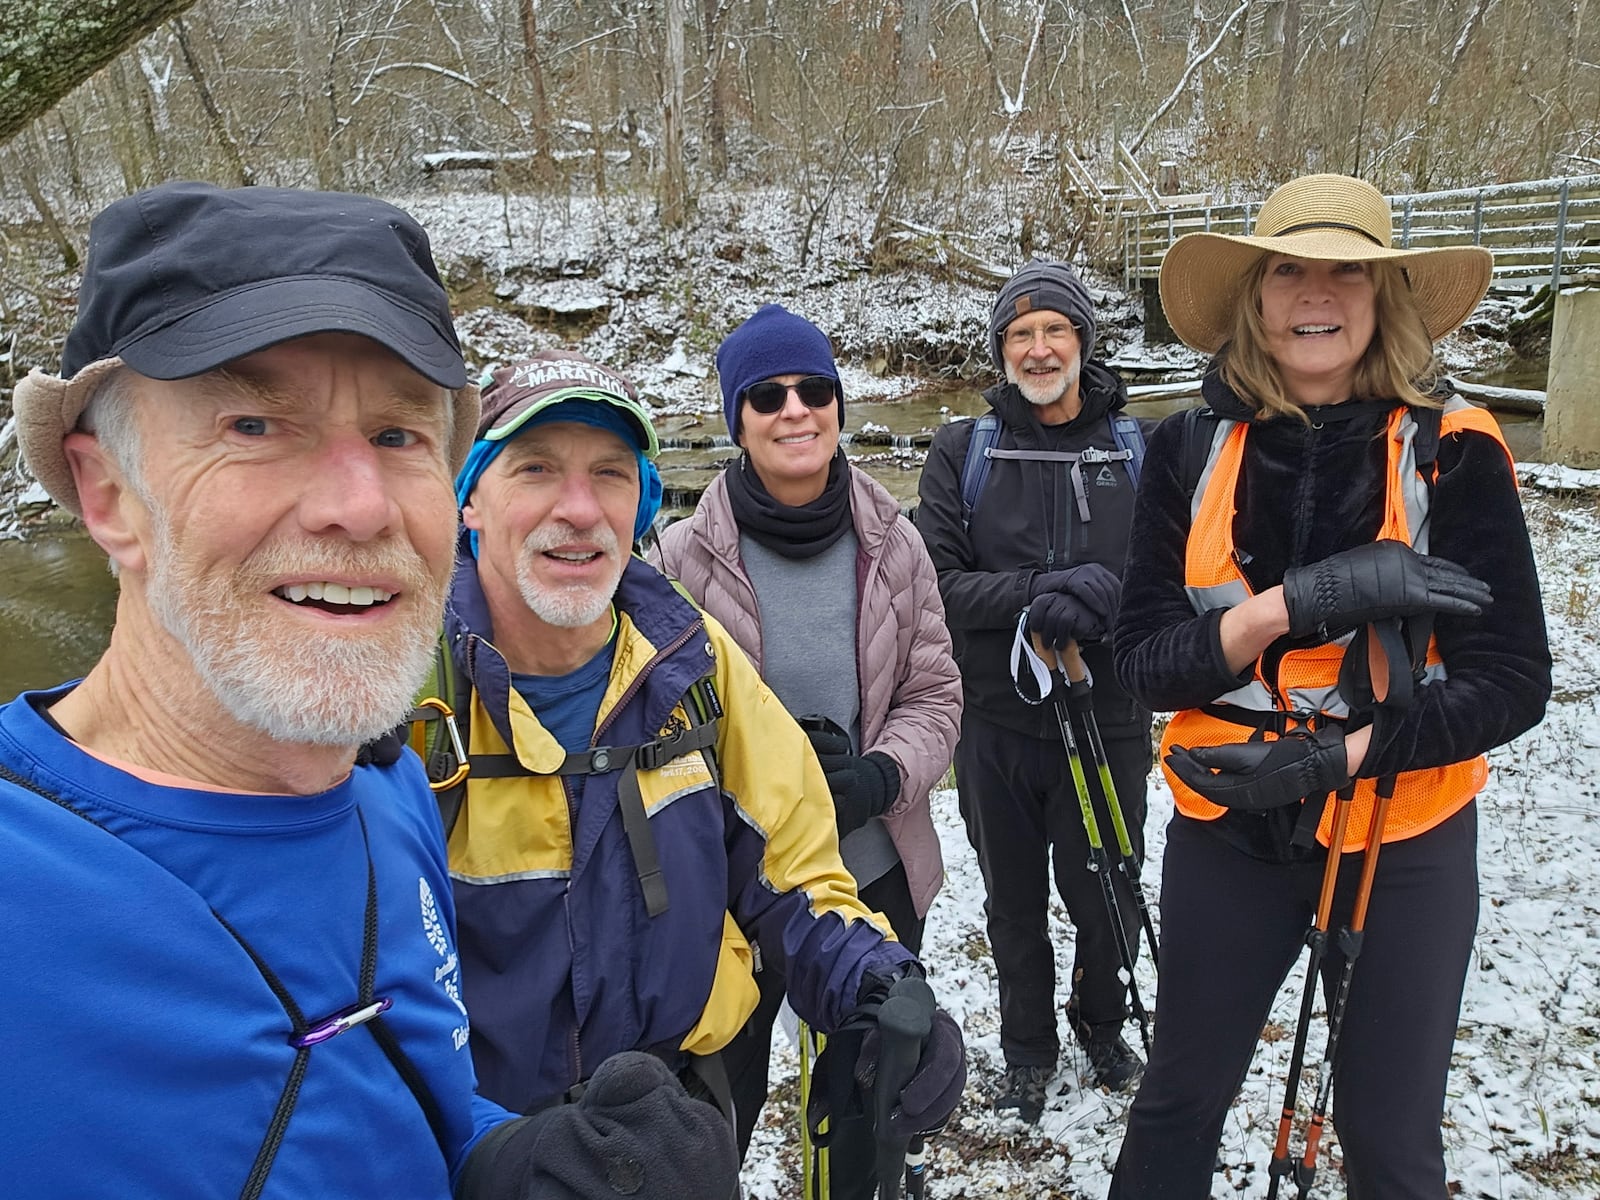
[1127,0,1252,155]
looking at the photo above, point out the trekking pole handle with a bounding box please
[874,986,932,1200]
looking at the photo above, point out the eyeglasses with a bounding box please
[742,375,836,415]
[1005,320,1077,348]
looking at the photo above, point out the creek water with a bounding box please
[0,389,1548,703]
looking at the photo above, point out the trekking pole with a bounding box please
[1294,777,1396,1199]
[1264,783,1355,1200]
[888,976,936,1199]
[873,981,933,1200]
[1031,633,1152,1054]
[1059,640,1160,970]
[799,1022,830,1200]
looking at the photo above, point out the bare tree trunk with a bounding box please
[100,61,153,192]
[1413,0,1495,187]
[0,0,199,144]
[1272,0,1301,155]
[12,132,80,269]
[1129,0,1252,155]
[518,0,554,161]
[748,0,773,140]
[1185,0,1207,126]
[291,0,338,188]
[701,0,728,176]
[172,15,254,186]
[54,112,89,205]
[897,0,931,96]
[586,45,607,194]
[660,0,689,226]
[1349,0,1388,177]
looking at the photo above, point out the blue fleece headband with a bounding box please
[454,401,663,555]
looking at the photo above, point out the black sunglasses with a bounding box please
[742,375,836,415]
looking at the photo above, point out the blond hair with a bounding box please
[1219,257,1441,420]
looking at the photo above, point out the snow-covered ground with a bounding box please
[742,473,1600,1199]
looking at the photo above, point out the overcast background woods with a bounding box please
[3,0,1596,235]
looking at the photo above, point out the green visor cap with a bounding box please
[477,351,660,459]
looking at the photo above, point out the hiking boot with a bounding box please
[993,1064,1052,1124]
[1081,1025,1144,1093]
[1066,994,1145,1094]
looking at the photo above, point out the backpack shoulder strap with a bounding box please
[1411,402,1444,478]
[1180,405,1221,502]
[1107,413,1146,488]
[958,412,1002,532]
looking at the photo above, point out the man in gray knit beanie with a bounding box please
[986,259,1098,374]
[916,257,1153,1122]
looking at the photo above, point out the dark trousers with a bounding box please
[723,861,924,1200]
[1109,803,1479,1200]
[954,707,1150,1067]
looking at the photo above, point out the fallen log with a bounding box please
[419,148,633,173]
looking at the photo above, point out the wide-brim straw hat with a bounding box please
[1158,173,1494,354]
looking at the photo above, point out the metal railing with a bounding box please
[1122,175,1600,294]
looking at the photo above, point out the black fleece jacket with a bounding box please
[917,361,1152,741]
[1113,372,1551,854]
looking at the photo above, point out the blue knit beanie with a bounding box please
[988,260,1098,371]
[715,304,843,444]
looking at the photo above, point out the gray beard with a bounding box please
[1006,357,1081,407]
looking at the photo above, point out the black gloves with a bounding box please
[1028,591,1106,647]
[855,982,968,1139]
[455,1051,738,1200]
[808,968,968,1146]
[1281,540,1492,640]
[1165,725,1351,811]
[803,718,901,837]
[1027,563,1122,647]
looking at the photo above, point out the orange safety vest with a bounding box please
[1162,397,1512,851]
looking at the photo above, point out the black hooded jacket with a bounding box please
[916,360,1152,741]
[1112,370,1552,859]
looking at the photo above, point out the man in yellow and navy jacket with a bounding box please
[435,350,965,1165]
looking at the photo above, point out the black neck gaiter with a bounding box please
[723,449,854,560]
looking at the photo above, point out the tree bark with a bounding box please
[897,0,931,97]
[517,0,554,161]
[1272,0,1301,154]
[701,0,728,177]
[0,0,198,145]
[12,131,80,269]
[660,0,689,226]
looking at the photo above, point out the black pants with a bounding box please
[1109,803,1479,1200]
[954,707,1150,1068]
[724,861,924,1200]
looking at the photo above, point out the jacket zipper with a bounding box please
[592,618,703,744]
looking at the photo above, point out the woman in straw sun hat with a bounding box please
[1107,173,1551,1197]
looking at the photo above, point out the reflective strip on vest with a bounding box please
[1164,397,1503,849]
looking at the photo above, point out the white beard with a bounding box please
[143,502,444,748]
[1006,355,1081,408]
[515,521,623,629]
